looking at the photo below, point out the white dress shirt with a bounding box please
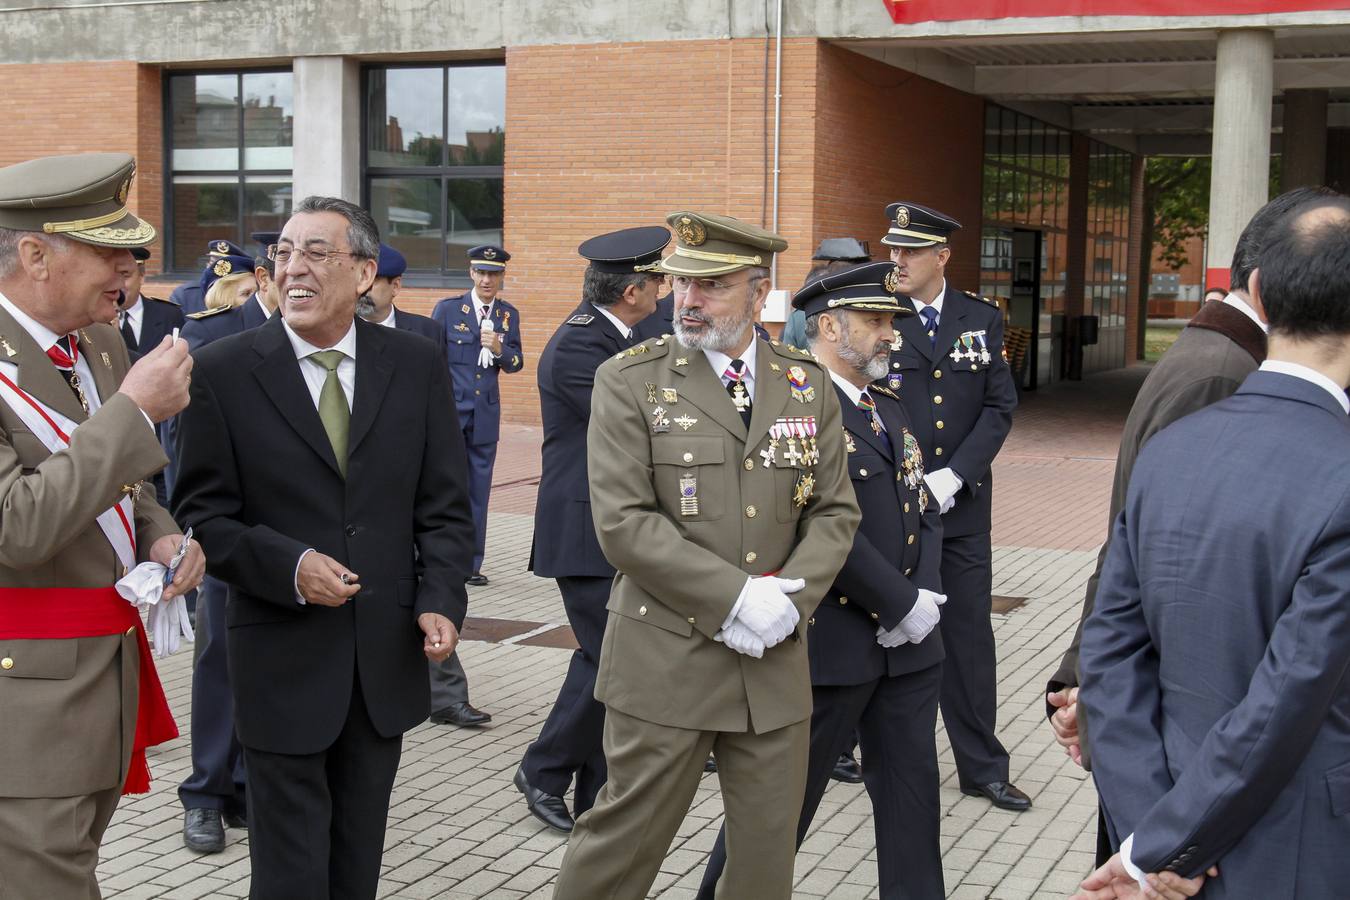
[1221,293,1268,334]
[375,308,397,328]
[704,337,759,402]
[283,320,357,413]
[910,278,948,318]
[0,290,117,421]
[119,295,145,345]
[595,304,632,341]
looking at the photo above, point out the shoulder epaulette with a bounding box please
[143,294,178,307]
[186,306,231,320]
[871,384,900,401]
[963,290,998,307]
[610,335,672,366]
[567,314,595,326]
[767,338,821,366]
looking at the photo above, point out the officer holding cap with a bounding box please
[883,201,1027,812]
[431,245,524,586]
[0,152,202,896]
[700,261,947,898]
[516,226,669,833]
[552,212,859,900]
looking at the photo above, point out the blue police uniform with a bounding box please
[430,245,524,578]
[883,202,1024,809]
[169,239,247,315]
[517,226,669,829]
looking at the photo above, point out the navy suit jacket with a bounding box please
[390,307,444,347]
[181,294,271,352]
[123,295,185,356]
[530,301,632,579]
[1082,370,1350,895]
[173,317,475,753]
[890,286,1017,537]
[169,280,207,316]
[430,291,524,445]
[809,384,944,686]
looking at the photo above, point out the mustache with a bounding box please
[680,309,713,325]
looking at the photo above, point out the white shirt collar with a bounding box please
[283,319,358,363]
[1221,293,1268,334]
[123,295,144,325]
[0,289,65,352]
[252,293,275,319]
[375,307,397,328]
[1259,360,1350,414]
[910,279,947,316]
[703,335,759,387]
[471,289,493,315]
[826,366,867,407]
[594,304,631,340]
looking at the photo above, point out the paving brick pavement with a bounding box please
[100,364,1153,899]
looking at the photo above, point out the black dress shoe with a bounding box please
[183,808,226,853]
[830,752,863,784]
[430,701,493,727]
[961,781,1032,812]
[223,810,247,830]
[466,572,489,586]
[513,766,574,833]
[704,756,718,774]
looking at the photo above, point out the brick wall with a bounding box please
[810,43,985,289]
[0,62,165,271]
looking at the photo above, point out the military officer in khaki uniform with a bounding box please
[552,212,860,900]
[0,153,202,899]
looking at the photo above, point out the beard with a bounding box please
[354,293,377,320]
[673,301,756,353]
[836,316,891,382]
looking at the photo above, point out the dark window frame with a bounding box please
[361,60,506,287]
[161,66,295,275]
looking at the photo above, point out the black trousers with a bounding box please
[698,665,945,900]
[938,531,1009,786]
[242,673,402,900]
[520,574,611,815]
[178,576,247,814]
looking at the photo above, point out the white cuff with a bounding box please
[1119,834,1150,896]
[294,548,314,604]
[140,409,156,431]
[722,577,751,631]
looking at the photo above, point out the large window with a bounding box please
[166,71,294,271]
[1082,141,1132,375]
[364,63,505,279]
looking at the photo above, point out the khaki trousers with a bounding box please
[553,707,809,900]
[0,785,123,900]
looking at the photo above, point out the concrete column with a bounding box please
[292,57,361,203]
[1205,29,1274,290]
[1281,89,1329,190]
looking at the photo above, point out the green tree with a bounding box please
[1145,157,1211,271]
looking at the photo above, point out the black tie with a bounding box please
[725,359,752,427]
[119,312,137,352]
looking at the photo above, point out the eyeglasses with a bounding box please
[268,244,365,266]
[672,274,759,297]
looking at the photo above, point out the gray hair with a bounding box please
[292,196,380,260]
[0,228,73,279]
[583,266,650,308]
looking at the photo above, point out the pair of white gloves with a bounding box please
[116,562,195,658]
[715,575,804,659]
[923,467,963,515]
[876,589,946,647]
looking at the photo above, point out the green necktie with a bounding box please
[308,350,349,477]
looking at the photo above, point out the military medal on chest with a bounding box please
[900,429,924,492]
[650,405,671,433]
[976,331,992,365]
[765,416,818,467]
[786,365,816,403]
[679,473,699,516]
[792,472,815,508]
[729,380,751,414]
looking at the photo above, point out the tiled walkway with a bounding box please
[99,364,1151,899]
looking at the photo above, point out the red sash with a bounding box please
[0,587,178,794]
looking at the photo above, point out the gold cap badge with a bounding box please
[214,241,230,254]
[675,215,707,247]
[884,266,901,293]
[894,207,910,228]
[482,247,497,259]
[213,259,232,277]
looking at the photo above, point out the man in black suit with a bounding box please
[515,226,668,833]
[698,262,947,899]
[884,202,1027,812]
[174,246,281,855]
[173,196,475,900]
[358,242,492,729]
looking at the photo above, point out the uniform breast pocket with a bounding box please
[769,448,810,524]
[652,434,725,522]
[447,341,477,365]
[848,451,887,483]
[8,428,51,472]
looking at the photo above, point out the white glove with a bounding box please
[732,576,804,647]
[115,561,167,608]
[476,345,495,368]
[714,622,766,658]
[876,622,908,648]
[923,467,963,515]
[898,589,947,644]
[146,597,193,658]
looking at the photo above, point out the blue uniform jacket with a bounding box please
[1082,371,1350,897]
[889,286,1017,538]
[809,384,944,686]
[530,301,630,579]
[431,292,523,446]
